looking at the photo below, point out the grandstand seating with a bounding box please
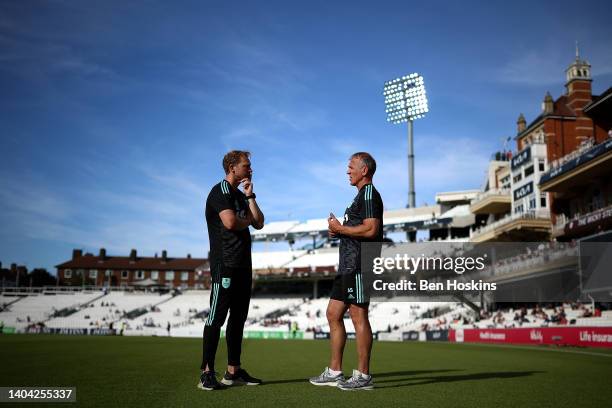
[1,290,611,337]
[45,291,171,329]
[252,250,307,270]
[0,291,102,329]
[128,290,210,332]
[285,249,338,270]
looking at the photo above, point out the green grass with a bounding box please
[1,335,611,408]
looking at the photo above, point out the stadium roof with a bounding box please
[251,204,474,241]
[435,190,480,204]
[439,204,475,228]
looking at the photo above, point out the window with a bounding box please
[151,271,159,280]
[121,270,129,279]
[105,270,112,277]
[500,175,510,190]
[77,269,85,276]
[538,160,545,172]
[181,272,189,282]
[524,165,534,177]
[541,193,547,208]
[165,271,175,281]
[513,173,522,183]
[514,204,524,214]
[529,197,536,209]
[64,269,72,278]
[89,270,98,278]
[135,270,144,280]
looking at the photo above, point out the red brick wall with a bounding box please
[566,80,592,114]
[58,268,208,288]
[544,118,582,162]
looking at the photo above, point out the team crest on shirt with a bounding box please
[222,277,231,289]
[235,199,247,219]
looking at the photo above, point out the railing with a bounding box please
[488,243,578,276]
[553,214,568,232]
[553,203,612,233]
[470,209,550,239]
[548,137,596,171]
[0,285,184,294]
[471,188,511,205]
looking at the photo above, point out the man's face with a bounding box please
[347,157,366,186]
[232,157,252,180]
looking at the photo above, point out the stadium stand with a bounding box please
[0,291,102,329]
[127,290,211,333]
[1,288,610,340]
[252,250,308,270]
[45,291,172,329]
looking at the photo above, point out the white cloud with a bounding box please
[495,50,567,86]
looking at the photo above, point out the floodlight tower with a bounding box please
[384,73,429,208]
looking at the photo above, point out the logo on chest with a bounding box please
[344,200,358,222]
[235,199,247,219]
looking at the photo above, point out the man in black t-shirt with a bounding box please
[198,150,265,391]
[309,152,383,391]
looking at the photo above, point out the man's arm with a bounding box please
[219,209,252,231]
[242,178,264,230]
[328,216,379,239]
[247,198,265,230]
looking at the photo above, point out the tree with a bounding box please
[27,269,56,287]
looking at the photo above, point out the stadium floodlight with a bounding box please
[383,73,429,208]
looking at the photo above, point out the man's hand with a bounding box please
[242,176,264,229]
[328,213,342,236]
[241,178,253,196]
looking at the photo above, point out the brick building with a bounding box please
[56,249,210,289]
[470,47,611,242]
[516,47,609,157]
[531,48,612,240]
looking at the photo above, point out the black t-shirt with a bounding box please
[205,180,252,268]
[339,183,384,273]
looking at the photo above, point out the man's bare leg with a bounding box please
[349,304,372,374]
[327,299,348,371]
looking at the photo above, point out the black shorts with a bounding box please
[329,271,369,305]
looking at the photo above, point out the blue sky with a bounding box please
[1,0,611,272]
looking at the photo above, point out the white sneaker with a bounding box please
[337,369,374,391]
[309,367,345,386]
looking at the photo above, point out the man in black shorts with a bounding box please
[309,152,383,391]
[199,150,265,391]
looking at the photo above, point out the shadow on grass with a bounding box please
[376,371,544,389]
[263,369,461,386]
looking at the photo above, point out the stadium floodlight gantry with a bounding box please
[384,73,429,208]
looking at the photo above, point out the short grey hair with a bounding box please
[350,152,376,177]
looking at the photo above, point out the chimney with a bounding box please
[10,263,17,272]
[162,250,167,262]
[129,249,137,261]
[542,92,554,114]
[187,253,191,259]
[517,113,526,134]
[72,249,83,260]
[99,248,107,260]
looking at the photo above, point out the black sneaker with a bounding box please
[197,371,226,391]
[221,368,262,386]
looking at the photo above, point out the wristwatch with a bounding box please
[246,193,256,200]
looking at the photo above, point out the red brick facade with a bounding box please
[56,249,211,289]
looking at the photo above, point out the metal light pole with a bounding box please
[384,73,429,208]
[408,119,415,208]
